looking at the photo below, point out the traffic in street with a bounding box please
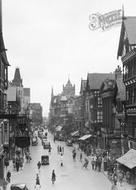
[7,129,111,190]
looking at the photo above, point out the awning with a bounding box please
[79,134,92,140]
[71,131,79,137]
[116,149,136,169]
[55,126,62,132]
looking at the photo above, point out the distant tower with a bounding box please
[12,67,23,87]
[62,78,75,98]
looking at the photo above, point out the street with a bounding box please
[8,132,111,190]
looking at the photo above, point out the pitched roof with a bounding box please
[117,17,136,58]
[87,73,115,90]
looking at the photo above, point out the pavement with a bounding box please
[73,144,136,190]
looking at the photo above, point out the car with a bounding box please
[66,139,73,146]
[41,155,49,165]
[43,141,50,149]
[10,184,29,190]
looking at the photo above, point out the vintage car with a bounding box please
[41,155,49,165]
[43,141,50,149]
[10,184,29,190]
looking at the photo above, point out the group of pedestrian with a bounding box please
[35,170,56,189]
[12,156,23,172]
[90,154,102,172]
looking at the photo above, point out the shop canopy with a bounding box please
[79,134,92,140]
[55,126,63,132]
[116,149,136,169]
[71,131,79,137]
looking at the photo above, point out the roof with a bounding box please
[87,73,115,90]
[117,17,136,57]
[116,149,136,169]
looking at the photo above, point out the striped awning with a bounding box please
[79,134,92,140]
[71,131,79,137]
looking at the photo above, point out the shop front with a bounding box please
[116,149,136,186]
[78,134,94,155]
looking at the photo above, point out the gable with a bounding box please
[117,17,136,58]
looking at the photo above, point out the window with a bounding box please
[97,111,103,122]
[98,97,102,107]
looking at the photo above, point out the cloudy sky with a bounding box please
[2,0,136,116]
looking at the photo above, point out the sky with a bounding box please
[2,0,136,116]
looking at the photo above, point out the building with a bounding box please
[84,73,115,144]
[49,79,76,134]
[23,88,30,112]
[11,67,24,114]
[0,0,10,188]
[29,103,43,126]
[117,16,136,150]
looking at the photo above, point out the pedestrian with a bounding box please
[93,154,97,171]
[35,173,41,189]
[16,158,20,172]
[62,147,64,155]
[59,146,62,154]
[80,152,82,162]
[6,170,11,183]
[91,155,95,170]
[57,145,60,154]
[51,170,56,184]
[19,158,23,170]
[73,151,76,161]
[37,161,41,172]
[97,156,102,172]
[60,153,63,166]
